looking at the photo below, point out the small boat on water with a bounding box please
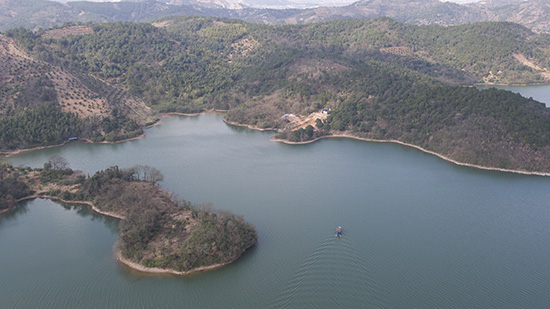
[336,226,342,237]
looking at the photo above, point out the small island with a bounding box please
[0,158,257,275]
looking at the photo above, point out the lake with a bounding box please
[477,84,550,107]
[2,112,550,308]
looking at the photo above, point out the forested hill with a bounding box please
[2,17,550,173]
[0,29,157,152]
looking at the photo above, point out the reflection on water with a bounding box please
[58,201,120,234]
[1,199,120,234]
[0,200,31,221]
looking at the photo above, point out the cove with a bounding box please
[2,113,550,308]
[476,84,550,107]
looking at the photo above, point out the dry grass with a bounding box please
[41,26,93,40]
[380,46,413,56]
[50,70,111,118]
[14,170,83,194]
[0,34,109,118]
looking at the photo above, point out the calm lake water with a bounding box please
[477,84,550,107]
[2,113,550,308]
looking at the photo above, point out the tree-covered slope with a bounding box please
[0,29,157,152]
[3,17,550,173]
[323,83,550,172]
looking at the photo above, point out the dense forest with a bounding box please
[2,17,550,172]
[0,163,33,211]
[0,104,81,150]
[0,161,257,272]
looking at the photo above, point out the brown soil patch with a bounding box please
[0,35,32,60]
[152,21,171,28]
[287,111,328,130]
[50,70,111,118]
[14,170,84,195]
[482,70,503,84]
[0,34,34,86]
[380,46,413,56]
[0,34,110,118]
[513,52,550,80]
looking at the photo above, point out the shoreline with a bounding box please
[222,119,278,132]
[14,195,126,220]
[0,110,228,159]
[474,82,550,87]
[115,249,229,276]
[6,194,247,276]
[3,111,549,177]
[160,109,228,117]
[0,134,147,159]
[78,134,146,146]
[0,111,221,159]
[1,141,74,158]
[272,134,550,177]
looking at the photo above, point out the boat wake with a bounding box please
[271,232,387,308]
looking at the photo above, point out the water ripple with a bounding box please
[271,233,388,308]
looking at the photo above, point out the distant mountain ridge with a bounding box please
[285,0,550,33]
[1,0,550,33]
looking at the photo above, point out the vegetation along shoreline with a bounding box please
[3,18,550,174]
[271,134,550,177]
[0,162,258,276]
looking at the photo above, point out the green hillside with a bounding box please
[3,17,550,172]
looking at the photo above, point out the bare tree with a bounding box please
[148,167,164,185]
[47,154,69,170]
[128,165,164,185]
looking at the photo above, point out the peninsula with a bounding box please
[0,161,258,275]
